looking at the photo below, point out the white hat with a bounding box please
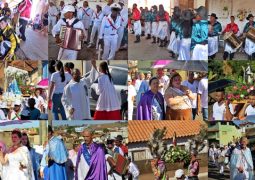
[175,169,184,178]
[14,100,21,106]
[119,0,125,4]
[110,3,121,10]
[62,5,75,14]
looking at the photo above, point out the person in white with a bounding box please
[175,169,188,180]
[197,73,208,121]
[58,1,65,19]
[87,5,104,49]
[7,100,22,120]
[212,90,234,120]
[62,60,99,120]
[102,0,114,16]
[128,157,139,180]
[218,146,226,175]
[0,130,35,180]
[78,1,93,44]
[48,2,59,32]
[30,89,45,112]
[52,5,85,60]
[239,90,255,119]
[157,68,169,95]
[182,72,199,120]
[117,0,128,51]
[230,137,254,180]
[99,3,122,60]
[135,72,145,92]
[128,77,136,120]
[209,145,215,164]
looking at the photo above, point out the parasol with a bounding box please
[37,79,48,88]
[209,79,236,93]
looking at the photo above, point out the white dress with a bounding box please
[2,146,35,180]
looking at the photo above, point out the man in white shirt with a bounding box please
[58,1,65,19]
[102,0,114,16]
[48,2,59,32]
[135,72,145,92]
[99,3,122,60]
[239,90,255,119]
[128,157,140,180]
[78,1,94,44]
[52,5,85,60]
[212,90,234,120]
[197,73,208,120]
[128,77,136,120]
[157,68,169,95]
[61,60,99,120]
[182,72,199,120]
[117,0,128,51]
[87,5,104,48]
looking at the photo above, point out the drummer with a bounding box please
[243,14,255,60]
[222,16,240,60]
[52,5,85,60]
[208,13,222,60]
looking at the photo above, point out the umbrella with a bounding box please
[152,60,173,68]
[165,60,208,72]
[37,79,48,88]
[209,79,236,93]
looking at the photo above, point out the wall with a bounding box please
[208,0,255,33]
[128,0,171,13]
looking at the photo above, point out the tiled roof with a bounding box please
[128,120,205,143]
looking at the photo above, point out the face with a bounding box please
[64,12,73,19]
[240,138,248,148]
[230,17,235,23]
[21,135,28,146]
[14,105,21,112]
[133,4,137,9]
[172,75,182,88]
[150,79,159,92]
[83,131,93,145]
[4,3,8,7]
[28,99,35,107]
[157,69,163,77]
[73,69,81,82]
[128,80,132,86]
[188,73,194,81]
[111,9,118,17]
[108,0,113,4]
[74,144,80,152]
[0,21,7,30]
[115,140,121,146]
[195,14,201,21]
[12,134,21,146]
[163,69,167,75]
[35,89,40,96]
[107,143,114,149]
[60,1,64,6]
[146,74,151,79]
[210,16,215,22]
[250,17,254,22]
[215,92,224,102]
[83,1,88,7]
[249,95,255,106]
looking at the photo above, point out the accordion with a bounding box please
[113,153,129,175]
[59,26,83,51]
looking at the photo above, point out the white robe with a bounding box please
[208,36,219,56]
[191,44,208,60]
[178,38,191,60]
[61,66,99,119]
[77,153,90,180]
[245,38,255,56]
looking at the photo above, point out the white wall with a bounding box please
[208,0,255,33]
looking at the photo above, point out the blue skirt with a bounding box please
[48,162,67,180]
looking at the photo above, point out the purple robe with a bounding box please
[75,142,107,180]
[136,90,165,120]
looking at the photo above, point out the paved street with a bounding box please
[17,28,48,60]
[48,34,128,60]
[208,160,230,180]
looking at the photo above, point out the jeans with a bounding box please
[52,93,67,120]
[19,18,28,41]
[202,108,208,121]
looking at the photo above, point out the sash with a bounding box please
[107,17,117,30]
[95,12,101,19]
[83,8,91,17]
[114,147,120,153]
[82,144,91,166]
[11,112,21,120]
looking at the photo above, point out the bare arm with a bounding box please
[238,103,249,119]
[48,82,55,101]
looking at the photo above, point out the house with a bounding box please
[208,121,242,145]
[233,120,255,145]
[128,120,205,162]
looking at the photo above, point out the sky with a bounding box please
[52,120,126,127]
[0,120,41,131]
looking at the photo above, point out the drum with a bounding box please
[223,32,243,50]
[113,153,129,175]
[246,26,255,43]
[59,26,83,51]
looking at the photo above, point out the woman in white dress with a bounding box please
[0,130,35,180]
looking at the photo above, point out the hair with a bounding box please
[68,62,74,69]
[22,132,31,150]
[12,129,22,138]
[56,61,65,82]
[169,73,182,87]
[28,98,36,105]
[100,61,112,82]
[48,125,54,134]
[149,77,158,86]
[49,60,56,74]
[230,16,235,19]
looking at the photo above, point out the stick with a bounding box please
[98,44,101,60]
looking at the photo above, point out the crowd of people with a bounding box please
[128,68,208,120]
[48,60,121,120]
[0,87,48,120]
[209,137,254,179]
[51,0,128,60]
[129,4,208,60]
[40,125,139,180]
[0,0,48,61]
[211,89,255,120]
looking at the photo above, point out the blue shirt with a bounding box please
[209,21,222,37]
[191,20,208,50]
[243,21,255,33]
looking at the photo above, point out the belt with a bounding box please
[110,34,117,36]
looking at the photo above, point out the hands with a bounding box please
[79,33,85,41]
[196,107,201,116]
[225,99,230,106]
[56,36,62,44]
[238,166,244,173]
[91,60,97,68]
[40,170,44,178]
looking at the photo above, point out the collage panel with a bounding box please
[48,60,128,120]
[0,60,48,120]
[128,60,208,121]
[208,0,255,60]
[208,120,255,180]
[128,120,208,180]
[46,120,128,179]
[0,0,48,60]
[208,60,255,121]
[48,0,128,60]
[128,0,209,60]
[0,120,48,180]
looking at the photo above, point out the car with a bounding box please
[84,64,128,120]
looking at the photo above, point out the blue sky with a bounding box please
[0,120,41,131]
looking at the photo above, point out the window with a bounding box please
[111,68,127,86]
